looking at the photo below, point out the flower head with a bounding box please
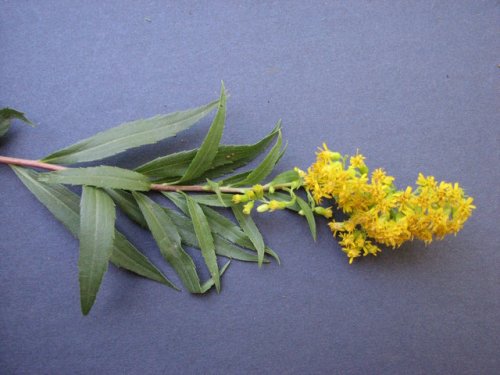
[301,144,475,263]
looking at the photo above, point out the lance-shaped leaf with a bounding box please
[135,122,281,182]
[78,186,116,315]
[200,261,230,293]
[11,166,175,288]
[134,192,219,293]
[232,205,266,267]
[189,193,234,207]
[167,210,263,263]
[269,169,300,186]
[184,194,220,292]
[41,99,219,165]
[105,189,262,262]
[0,107,34,137]
[177,82,227,183]
[234,126,283,186]
[105,189,148,228]
[296,196,317,241]
[38,166,151,191]
[218,171,252,187]
[164,192,279,263]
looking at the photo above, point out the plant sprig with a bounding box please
[0,83,475,315]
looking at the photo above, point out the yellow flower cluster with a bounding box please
[302,144,475,263]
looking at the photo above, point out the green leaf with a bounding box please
[135,122,281,182]
[135,149,198,179]
[0,107,34,137]
[200,261,230,293]
[41,99,219,165]
[184,194,220,292]
[104,188,258,262]
[134,192,214,293]
[232,205,265,267]
[269,170,300,186]
[78,186,116,315]
[105,189,148,228]
[11,166,175,288]
[164,192,279,263]
[296,196,317,241]
[219,171,252,187]
[102,189,259,262]
[188,193,234,207]
[233,124,283,186]
[177,83,227,183]
[38,166,151,191]
[183,122,281,184]
[165,208,264,263]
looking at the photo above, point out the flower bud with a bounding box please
[243,201,254,215]
[268,200,287,211]
[232,194,247,204]
[314,206,333,218]
[257,204,269,213]
[252,184,264,199]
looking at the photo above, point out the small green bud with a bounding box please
[330,152,342,161]
[257,204,269,213]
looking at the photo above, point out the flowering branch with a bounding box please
[0,84,475,316]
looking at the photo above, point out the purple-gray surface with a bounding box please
[1,1,498,374]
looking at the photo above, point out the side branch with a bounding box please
[0,155,245,194]
[0,155,66,171]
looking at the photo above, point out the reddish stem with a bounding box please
[0,155,245,193]
[0,155,66,171]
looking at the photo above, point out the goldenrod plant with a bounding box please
[0,84,474,314]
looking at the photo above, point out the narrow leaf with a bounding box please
[184,194,220,292]
[234,124,283,186]
[41,99,219,164]
[105,189,263,262]
[38,166,151,191]
[189,193,234,207]
[78,186,116,315]
[0,107,33,137]
[269,170,300,186]
[135,122,281,182]
[296,196,317,241]
[177,83,227,183]
[11,166,175,288]
[232,205,265,267]
[135,149,198,179]
[219,171,252,187]
[134,192,208,293]
[105,189,148,228]
[165,208,264,263]
[201,261,230,293]
[165,192,279,263]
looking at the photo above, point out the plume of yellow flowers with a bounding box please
[301,144,475,263]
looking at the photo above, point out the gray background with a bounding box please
[1,1,498,374]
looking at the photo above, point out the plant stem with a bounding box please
[0,155,247,193]
[0,155,66,171]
